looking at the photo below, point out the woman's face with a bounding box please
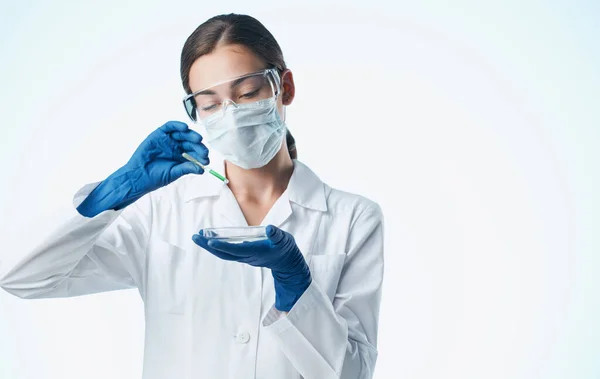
[188,43,294,119]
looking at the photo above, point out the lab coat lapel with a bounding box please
[260,190,292,228]
[214,185,292,228]
[208,159,326,228]
[213,186,249,227]
[260,159,330,227]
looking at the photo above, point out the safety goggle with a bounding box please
[183,68,281,123]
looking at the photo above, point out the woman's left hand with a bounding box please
[192,225,312,312]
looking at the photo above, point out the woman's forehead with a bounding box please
[189,44,266,92]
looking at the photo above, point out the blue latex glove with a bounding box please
[192,225,312,312]
[77,121,208,217]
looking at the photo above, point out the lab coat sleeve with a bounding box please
[262,204,384,379]
[0,181,151,300]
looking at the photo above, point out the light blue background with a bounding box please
[1,1,598,378]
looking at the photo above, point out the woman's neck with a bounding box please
[224,146,294,204]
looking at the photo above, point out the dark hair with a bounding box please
[180,13,297,159]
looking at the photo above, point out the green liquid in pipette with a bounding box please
[182,153,229,184]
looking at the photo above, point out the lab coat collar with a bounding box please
[287,159,328,212]
[182,158,328,212]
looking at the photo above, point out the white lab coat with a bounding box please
[0,159,384,379]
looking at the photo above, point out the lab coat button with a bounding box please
[235,332,250,344]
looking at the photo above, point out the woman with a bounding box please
[0,13,384,379]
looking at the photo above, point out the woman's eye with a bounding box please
[201,104,218,111]
[240,89,259,99]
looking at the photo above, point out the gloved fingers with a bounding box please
[266,225,287,245]
[170,129,203,144]
[150,132,186,163]
[155,129,206,165]
[192,233,239,261]
[158,121,189,134]
[191,233,214,250]
[170,161,204,179]
[180,141,210,165]
[207,239,272,256]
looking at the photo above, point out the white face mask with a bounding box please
[202,97,286,169]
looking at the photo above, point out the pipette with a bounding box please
[182,152,229,184]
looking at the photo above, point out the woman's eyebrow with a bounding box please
[196,75,257,95]
[230,75,255,89]
[195,89,216,96]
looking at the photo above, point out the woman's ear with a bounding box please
[280,69,295,105]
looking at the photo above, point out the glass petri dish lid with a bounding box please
[202,226,268,243]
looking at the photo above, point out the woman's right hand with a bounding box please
[124,120,209,192]
[77,121,209,217]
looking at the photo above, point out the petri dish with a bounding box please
[203,226,268,243]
